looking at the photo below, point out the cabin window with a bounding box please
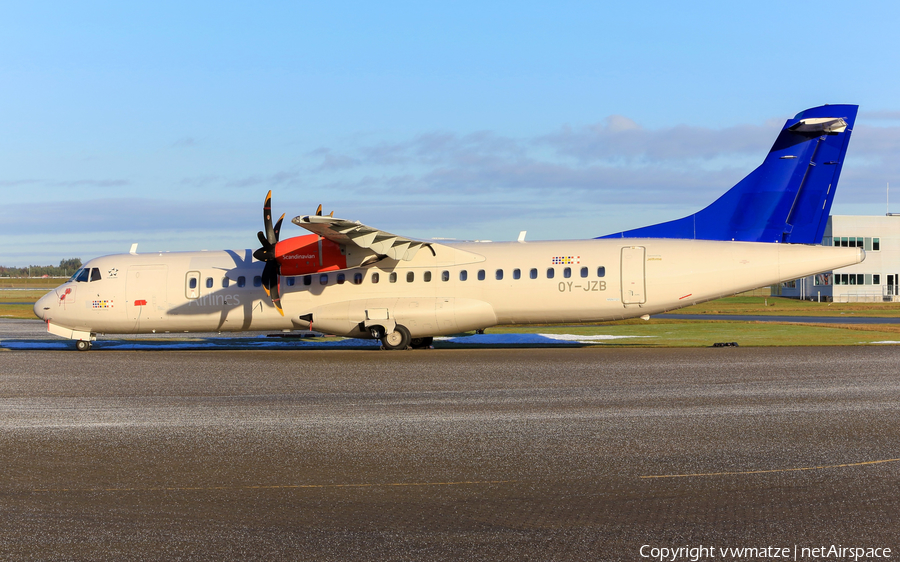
[580,267,588,278]
[513,268,521,280]
[237,276,246,288]
[530,268,537,279]
[222,277,230,288]
[495,269,503,280]
[424,271,432,282]
[547,268,555,279]
[189,278,198,289]
[286,277,295,287]
[563,267,571,279]
[372,272,380,284]
[460,270,468,281]
[337,273,346,284]
[597,266,606,278]
[353,273,363,285]
[389,272,397,283]
[319,274,328,285]
[206,277,213,288]
[90,268,102,282]
[407,271,415,283]
[303,275,312,286]
[442,270,450,282]
[477,270,485,281]
[253,276,262,287]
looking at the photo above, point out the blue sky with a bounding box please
[4,1,900,266]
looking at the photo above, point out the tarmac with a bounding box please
[1,322,899,560]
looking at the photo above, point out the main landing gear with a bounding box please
[369,325,433,350]
[75,340,93,352]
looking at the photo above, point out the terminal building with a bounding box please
[779,215,900,302]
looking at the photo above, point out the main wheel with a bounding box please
[75,340,91,352]
[410,336,434,349]
[381,325,411,350]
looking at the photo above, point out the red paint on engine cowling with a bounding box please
[275,234,347,275]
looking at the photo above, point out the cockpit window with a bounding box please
[90,268,102,282]
[73,268,90,283]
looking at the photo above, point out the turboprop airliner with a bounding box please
[34,104,864,351]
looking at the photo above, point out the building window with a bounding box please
[459,270,468,281]
[424,271,432,282]
[407,271,414,283]
[442,270,449,282]
[371,272,380,284]
[814,273,831,286]
[873,238,881,251]
[547,268,555,279]
[874,274,881,284]
[530,268,537,279]
[782,280,796,288]
[513,268,521,280]
[496,269,503,280]
[477,270,485,281]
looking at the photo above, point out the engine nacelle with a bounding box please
[275,234,348,275]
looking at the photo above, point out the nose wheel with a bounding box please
[75,340,93,352]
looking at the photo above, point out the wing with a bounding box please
[291,215,433,261]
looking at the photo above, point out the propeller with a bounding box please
[252,190,286,316]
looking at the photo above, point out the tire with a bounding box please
[410,336,434,349]
[381,325,411,350]
[75,340,91,352]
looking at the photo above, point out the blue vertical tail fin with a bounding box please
[600,104,858,244]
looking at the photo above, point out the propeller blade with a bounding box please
[263,190,276,245]
[273,214,285,243]
[271,277,284,316]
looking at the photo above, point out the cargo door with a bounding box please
[620,246,646,305]
[127,266,169,321]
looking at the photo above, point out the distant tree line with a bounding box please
[0,258,83,278]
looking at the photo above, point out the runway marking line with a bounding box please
[30,479,516,493]
[641,457,900,479]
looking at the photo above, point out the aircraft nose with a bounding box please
[33,291,52,320]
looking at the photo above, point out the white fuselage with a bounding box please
[34,238,864,341]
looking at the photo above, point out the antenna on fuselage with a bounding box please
[129,243,138,255]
